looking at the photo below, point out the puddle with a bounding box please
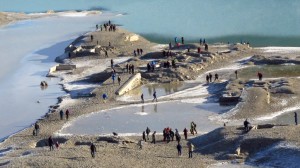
[117,82,199,102]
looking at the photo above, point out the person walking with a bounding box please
[214,73,219,81]
[90,143,96,158]
[141,93,144,103]
[66,109,70,120]
[177,142,182,157]
[152,131,156,144]
[209,73,213,82]
[102,93,108,103]
[235,70,238,79]
[111,59,114,68]
[188,142,194,158]
[183,128,188,140]
[118,76,121,86]
[34,122,39,136]
[152,91,158,102]
[257,72,263,81]
[59,110,64,120]
[48,136,54,151]
[206,75,210,83]
[295,112,298,125]
[146,127,151,140]
[181,37,184,44]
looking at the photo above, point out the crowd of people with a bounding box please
[96,20,117,32]
[138,124,196,158]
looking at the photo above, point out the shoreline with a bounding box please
[2,22,300,167]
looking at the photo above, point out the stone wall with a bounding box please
[115,73,141,95]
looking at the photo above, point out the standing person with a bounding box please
[48,136,54,151]
[206,75,210,83]
[177,142,182,157]
[188,142,194,158]
[105,50,108,57]
[295,112,298,125]
[214,73,219,81]
[235,70,238,79]
[140,49,143,55]
[152,131,156,144]
[100,25,103,31]
[200,38,202,45]
[142,131,146,142]
[203,38,206,44]
[181,37,184,44]
[118,76,121,86]
[112,73,116,84]
[205,43,208,51]
[66,109,70,120]
[96,24,98,30]
[91,35,93,42]
[183,128,188,140]
[198,47,201,53]
[152,91,157,102]
[209,73,213,82]
[169,42,172,50]
[126,64,129,73]
[170,129,175,141]
[174,37,178,44]
[192,122,197,134]
[141,93,144,103]
[90,143,96,158]
[111,59,114,68]
[59,110,64,120]
[244,119,250,132]
[146,127,151,140]
[34,122,39,136]
[132,65,135,74]
[257,72,263,81]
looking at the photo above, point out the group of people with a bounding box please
[134,48,144,56]
[139,125,195,158]
[59,109,70,120]
[48,136,60,151]
[162,50,174,57]
[125,63,135,74]
[206,73,219,83]
[96,20,117,32]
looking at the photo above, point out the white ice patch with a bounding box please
[134,112,149,116]
[255,105,300,121]
[259,47,300,54]
[180,98,207,104]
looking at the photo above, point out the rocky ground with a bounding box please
[1,24,300,167]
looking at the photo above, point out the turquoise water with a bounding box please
[1,0,300,46]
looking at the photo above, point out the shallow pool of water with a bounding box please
[58,99,233,136]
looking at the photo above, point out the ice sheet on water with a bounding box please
[57,100,230,136]
[259,47,300,54]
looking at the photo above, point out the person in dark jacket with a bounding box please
[170,129,175,141]
[177,142,182,156]
[183,128,188,140]
[152,131,156,144]
[59,110,64,120]
[66,109,70,120]
[90,143,96,158]
[146,127,151,140]
[34,122,40,136]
